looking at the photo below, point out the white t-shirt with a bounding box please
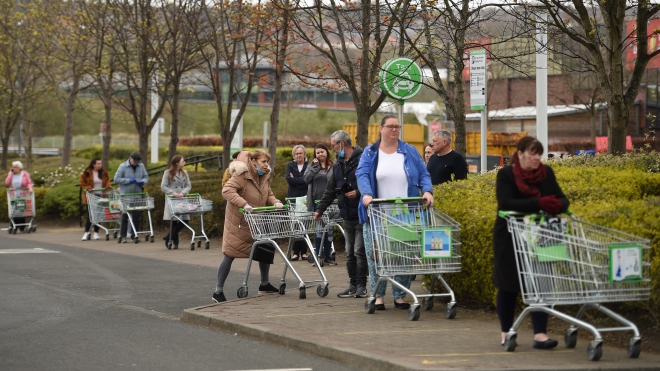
[297,164,304,173]
[376,150,407,199]
[93,171,103,189]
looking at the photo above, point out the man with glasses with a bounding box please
[314,130,367,298]
[427,130,468,185]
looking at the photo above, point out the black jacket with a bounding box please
[492,165,569,293]
[285,160,308,197]
[317,146,363,220]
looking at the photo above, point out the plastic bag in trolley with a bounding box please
[522,214,570,262]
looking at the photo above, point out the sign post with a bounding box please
[230,109,244,154]
[469,49,488,174]
[379,57,422,141]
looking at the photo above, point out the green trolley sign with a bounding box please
[379,57,422,102]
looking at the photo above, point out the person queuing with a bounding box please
[356,115,434,310]
[114,152,149,243]
[304,143,336,266]
[213,150,284,303]
[285,145,309,261]
[427,130,468,185]
[424,144,433,165]
[493,136,568,349]
[314,130,366,298]
[161,155,191,250]
[222,151,242,188]
[79,157,112,240]
[4,161,33,232]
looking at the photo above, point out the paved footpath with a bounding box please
[6,226,660,371]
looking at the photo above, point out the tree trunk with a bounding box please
[1,136,9,170]
[356,106,371,148]
[268,7,290,169]
[608,100,629,154]
[169,86,180,162]
[590,107,597,143]
[61,94,76,166]
[139,126,149,166]
[102,96,112,170]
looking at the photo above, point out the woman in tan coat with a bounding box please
[212,150,284,303]
[79,157,112,240]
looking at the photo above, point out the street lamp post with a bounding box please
[532,2,550,159]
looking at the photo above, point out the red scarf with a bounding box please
[511,154,546,198]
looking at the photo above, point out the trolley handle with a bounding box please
[370,197,424,203]
[165,193,200,198]
[498,210,572,218]
[89,187,113,191]
[314,199,338,204]
[120,192,149,196]
[8,187,32,191]
[239,205,290,213]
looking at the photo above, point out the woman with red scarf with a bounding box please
[493,136,569,349]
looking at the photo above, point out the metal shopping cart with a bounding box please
[500,211,651,361]
[5,188,36,234]
[118,192,155,244]
[165,194,213,250]
[238,206,329,299]
[285,197,339,266]
[365,197,462,321]
[85,188,121,240]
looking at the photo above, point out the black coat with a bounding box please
[286,160,309,197]
[492,165,569,293]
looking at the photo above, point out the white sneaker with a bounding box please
[82,232,90,241]
[93,233,100,240]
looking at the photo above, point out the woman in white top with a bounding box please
[356,115,434,310]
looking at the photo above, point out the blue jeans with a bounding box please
[363,222,411,299]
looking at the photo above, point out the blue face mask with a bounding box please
[338,143,345,158]
[257,167,264,176]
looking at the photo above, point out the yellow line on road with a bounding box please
[413,350,574,357]
[421,359,468,364]
[265,310,362,318]
[339,328,471,335]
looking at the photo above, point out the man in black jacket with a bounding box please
[314,130,367,298]
[427,130,468,185]
[286,145,309,260]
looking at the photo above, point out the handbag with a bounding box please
[251,243,276,264]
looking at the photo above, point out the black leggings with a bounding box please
[497,289,549,334]
[164,220,185,243]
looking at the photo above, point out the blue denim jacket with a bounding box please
[355,139,433,224]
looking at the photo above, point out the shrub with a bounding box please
[42,178,82,219]
[431,151,660,323]
[34,164,87,188]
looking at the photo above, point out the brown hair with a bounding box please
[512,136,544,163]
[380,114,397,126]
[167,155,184,182]
[249,149,271,161]
[314,143,333,168]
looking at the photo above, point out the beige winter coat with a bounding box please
[222,160,280,258]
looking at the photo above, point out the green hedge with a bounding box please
[432,152,660,322]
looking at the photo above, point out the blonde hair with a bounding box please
[12,161,23,170]
[249,149,271,161]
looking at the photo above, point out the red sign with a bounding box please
[462,38,491,81]
[595,136,633,152]
[626,19,660,70]
[429,121,440,132]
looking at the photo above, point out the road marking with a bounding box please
[226,369,313,371]
[413,350,574,357]
[0,248,60,254]
[339,327,471,335]
[421,359,468,364]
[265,310,361,318]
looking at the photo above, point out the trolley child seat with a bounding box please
[499,211,651,361]
[85,188,121,240]
[238,206,329,300]
[118,192,155,244]
[165,193,213,250]
[5,188,36,234]
[365,197,462,321]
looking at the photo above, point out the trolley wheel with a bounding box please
[134,237,139,244]
[422,297,434,311]
[331,251,336,261]
[197,240,201,248]
[205,241,210,249]
[278,283,286,295]
[32,226,36,233]
[316,285,329,297]
[237,286,248,298]
[150,236,154,243]
[7,227,11,234]
[504,334,517,352]
[26,228,31,234]
[587,341,602,361]
[298,287,306,299]
[167,241,172,250]
[627,338,641,359]
[444,304,457,319]
[307,254,314,263]
[365,298,376,314]
[408,306,420,321]
[105,234,110,241]
[190,243,195,251]
[564,329,578,349]
[145,235,149,242]
[12,228,17,235]
[113,231,118,239]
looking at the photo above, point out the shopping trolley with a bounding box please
[500,211,651,361]
[238,206,329,299]
[5,188,36,234]
[165,193,213,250]
[85,188,121,240]
[118,192,154,244]
[365,197,461,321]
[285,197,339,266]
